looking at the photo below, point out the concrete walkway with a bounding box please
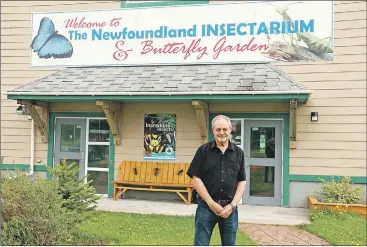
[97,197,310,225]
[239,223,330,246]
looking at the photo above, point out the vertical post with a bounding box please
[289,99,297,149]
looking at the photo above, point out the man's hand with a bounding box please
[208,201,225,216]
[218,204,233,219]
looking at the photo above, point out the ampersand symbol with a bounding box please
[113,40,132,61]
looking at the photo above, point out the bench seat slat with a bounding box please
[114,186,190,193]
[113,180,193,188]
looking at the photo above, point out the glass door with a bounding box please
[54,118,86,180]
[242,120,282,206]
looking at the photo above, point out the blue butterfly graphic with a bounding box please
[31,17,73,59]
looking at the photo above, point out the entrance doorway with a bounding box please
[54,117,110,195]
[230,119,283,206]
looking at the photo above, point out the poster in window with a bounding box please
[144,114,176,160]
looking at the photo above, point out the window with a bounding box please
[85,118,110,194]
[230,119,244,150]
[121,0,208,8]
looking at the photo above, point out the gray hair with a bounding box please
[211,114,232,130]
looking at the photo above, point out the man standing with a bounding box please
[187,115,246,246]
[264,137,275,183]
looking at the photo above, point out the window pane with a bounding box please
[88,145,109,168]
[250,127,275,158]
[64,159,80,180]
[250,165,275,197]
[60,124,81,152]
[88,171,108,194]
[230,120,242,146]
[88,119,110,142]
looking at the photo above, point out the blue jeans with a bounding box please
[194,199,238,246]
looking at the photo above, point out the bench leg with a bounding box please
[113,185,117,200]
[187,188,192,204]
[176,192,189,204]
[113,188,128,200]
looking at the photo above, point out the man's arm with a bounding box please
[219,149,246,219]
[192,176,214,204]
[218,181,246,219]
[231,181,246,207]
[192,176,224,215]
[232,148,246,207]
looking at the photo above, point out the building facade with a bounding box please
[1,0,366,208]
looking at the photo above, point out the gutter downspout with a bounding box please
[28,119,34,176]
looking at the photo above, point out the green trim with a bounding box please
[7,94,310,104]
[289,174,367,184]
[108,133,115,198]
[0,164,48,171]
[283,116,290,206]
[208,113,290,206]
[47,112,115,197]
[121,0,208,8]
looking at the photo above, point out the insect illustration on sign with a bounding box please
[176,169,184,176]
[31,17,73,59]
[154,168,160,177]
[133,167,138,176]
[262,2,333,62]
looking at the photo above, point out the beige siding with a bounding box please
[274,2,367,176]
[114,103,202,179]
[209,103,288,113]
[0,1,119,164]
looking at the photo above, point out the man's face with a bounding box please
[212,118,231,144]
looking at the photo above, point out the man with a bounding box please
[187,115,246,246]
[264,137,275,183]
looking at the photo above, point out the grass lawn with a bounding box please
[299,209,367,246]
[70,211,258,246]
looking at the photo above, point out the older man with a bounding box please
[187,114,246,246]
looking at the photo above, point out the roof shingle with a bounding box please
[7,64,308,95]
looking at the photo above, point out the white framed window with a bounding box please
[230,118,244,151]
[84,117,110,195]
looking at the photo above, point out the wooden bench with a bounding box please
[113,161,194,204]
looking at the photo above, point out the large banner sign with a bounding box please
[30,1,333,67]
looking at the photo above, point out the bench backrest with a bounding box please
[118,160,193,186]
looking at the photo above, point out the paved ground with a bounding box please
[97,197,310,225]
[239,223,330,246]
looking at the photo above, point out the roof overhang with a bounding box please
[6,91,311,104]
[4,63,312,104]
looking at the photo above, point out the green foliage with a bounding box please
[71,211,258,246]
[315,176,364,204]
[1,173,74,245]
[300,208,367,246]
[47,159,102,220]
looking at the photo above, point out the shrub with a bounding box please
[315,176,364,204]
[1,173,74,245]
[47,159,101,222]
